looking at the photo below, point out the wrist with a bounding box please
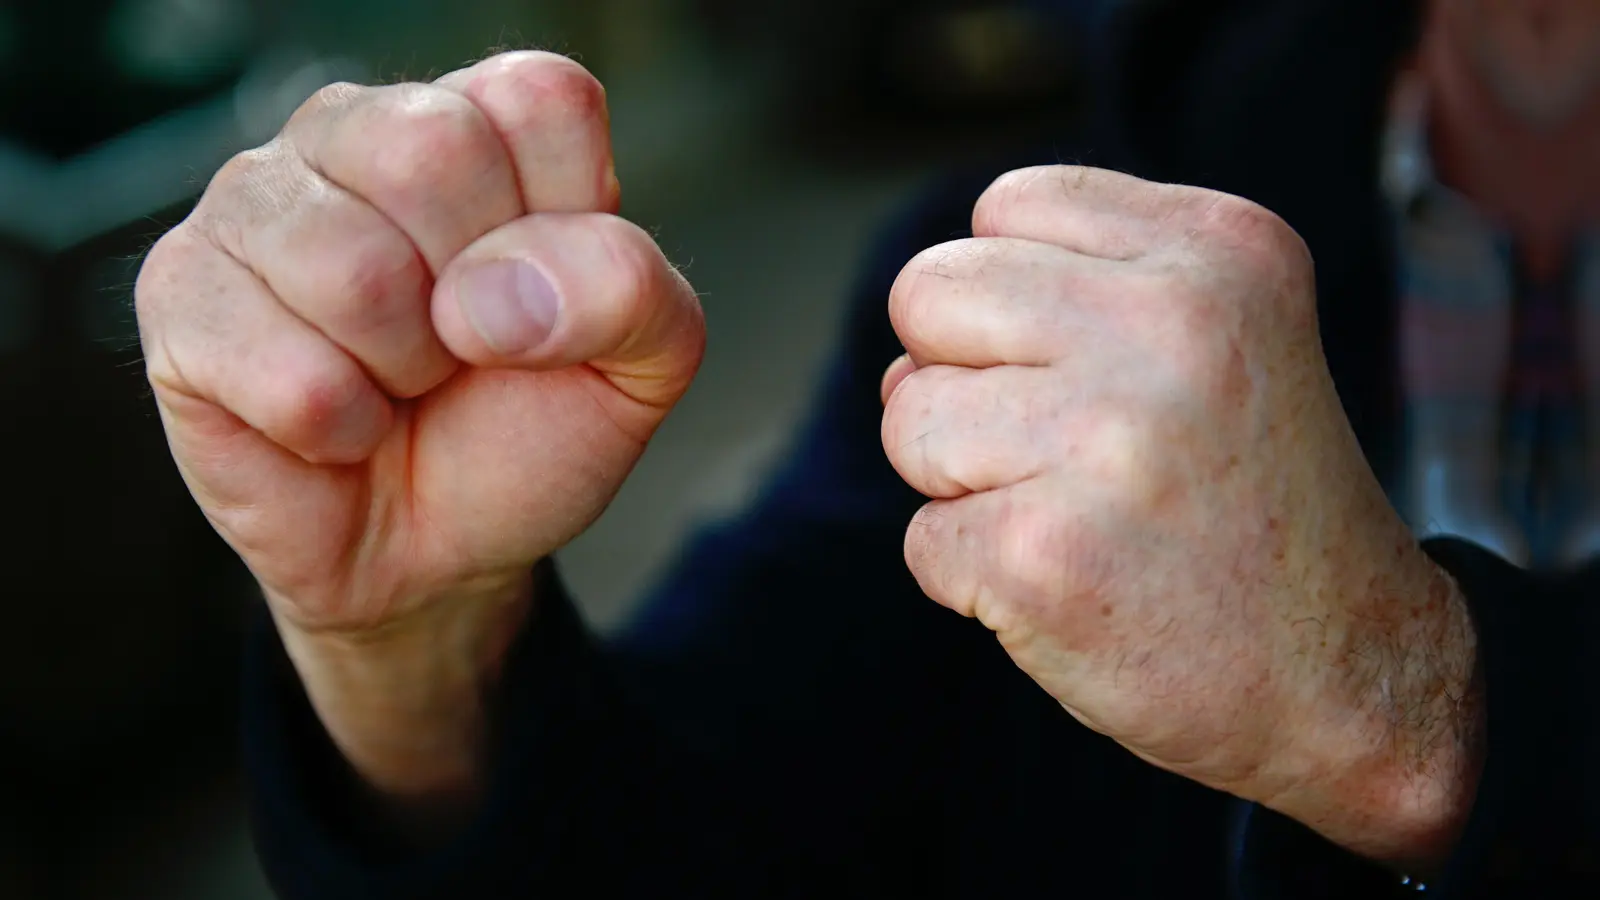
[269,568,538,807]
[1272,551,1485,874]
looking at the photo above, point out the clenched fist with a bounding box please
[881,167,1482,869]
[135,52,702,807]
[137,52,702,631]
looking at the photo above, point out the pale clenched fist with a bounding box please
[881,167,1481,868]
[136,52,704,635]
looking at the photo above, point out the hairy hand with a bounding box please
[881,166,1482,869]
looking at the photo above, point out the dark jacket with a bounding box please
[244,1,1593,895]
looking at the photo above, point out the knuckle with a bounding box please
[886,258,923,334]
[1192,192,1264,234]
[361,85,500,195]
[292,81,367,125]
[480,51,607,125]
[198,143,310,232]
[889,240,980,339]
[278,82,367,137]
[881,369,936,451]
[204,145,287,212]
[889,370,987,495]
[594,215,663,302]
[1174,192,1318,329]
[906,503,992,620]
[207,145,272,194]
[133,227,194,319]
[133,225,232,393]
[993,502,1066,593]
[1084,412,1169,509]
[904,502,950,574]
[263,363,373,450]
[975,165,1097,235]
[1195,193,1313,279]
[908,239,986,281]
[973,166,1051,234]
[321,227,427,330]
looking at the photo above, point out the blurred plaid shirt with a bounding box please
[1384,78,1600,569]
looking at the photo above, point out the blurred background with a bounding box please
[1,0,1111,895]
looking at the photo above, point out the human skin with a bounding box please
[137,35,1488,870]
[879,167,1481,873]
[135,52,704,833]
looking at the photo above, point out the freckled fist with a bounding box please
[880,166,1472,828]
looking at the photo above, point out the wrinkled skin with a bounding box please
[135,44,1477,865]
[136,52,704,636]
[881,166,1478,866]
[135,52,705,808]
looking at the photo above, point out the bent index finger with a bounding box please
[972,165,1192,261]
[889,236,1118,369]
[436,52,619,214]
[288,80,523,276]
[138,226,393,468]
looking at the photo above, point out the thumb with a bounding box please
[433,212,704,408]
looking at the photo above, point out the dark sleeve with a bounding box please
[1231,537,1579,898]
[242,169,1020,899]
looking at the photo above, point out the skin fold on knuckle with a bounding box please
[597,215,659,288]
[135,226,270,408]
[290,81,367,130]
[264,363,382,462]
[1190,193,1318,319]
[590,217,670,346]
[466,53,615,213]
[576,218,703,412]
[484,52,607,132]
[972,166,1054,235]
[882,369,951,491]
[633,261,708,393]
[992,504,1071,605]
[959,500,1082,635]
[133,231,203,392]
[318,221,431,337]
[879,388,915,471]
[197,143,316,238]
[188,153,335,312]
[904,503,970,611]
[133,227,186,326]
[1075,409,1174,516]
[347,85,503,209]
[885,252,932,338]
[888,242,976,348]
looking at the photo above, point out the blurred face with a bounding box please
[1441,0,1600,127]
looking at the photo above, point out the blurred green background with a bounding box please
[0,1,1101,895]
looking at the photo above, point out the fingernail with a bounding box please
[457,259,560,355]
